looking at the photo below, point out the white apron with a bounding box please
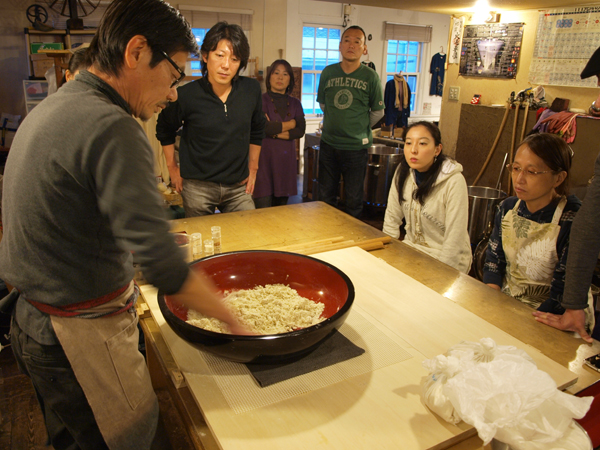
[501,198,594,332]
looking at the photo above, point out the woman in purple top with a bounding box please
[254,60,306,208]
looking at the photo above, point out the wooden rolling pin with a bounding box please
[275,236,345,251]
[275,236,391,255]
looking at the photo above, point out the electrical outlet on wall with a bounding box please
[448,86,460,101]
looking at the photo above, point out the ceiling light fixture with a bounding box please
[485,11,501,23]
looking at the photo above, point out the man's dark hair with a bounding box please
[395,121,447,205]
[342,25,367,42]
[265,59,295,94]
[87,0,197,78]
[200,22,250,79]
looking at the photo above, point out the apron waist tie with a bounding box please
[25,283,136,318]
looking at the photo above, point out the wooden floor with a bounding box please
[0,344,198,450]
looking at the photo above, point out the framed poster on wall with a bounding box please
[459,23,524,78]
[529,7,600,87]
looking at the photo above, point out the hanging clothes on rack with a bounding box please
[429,52,446,97]
[384,73,411,129]
[361,60,376,71]
[362,50,376,71]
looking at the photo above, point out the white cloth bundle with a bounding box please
[422,338,593,450]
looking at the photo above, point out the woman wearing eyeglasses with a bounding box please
[483,133,593,329]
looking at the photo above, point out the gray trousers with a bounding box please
[182,178,255,217]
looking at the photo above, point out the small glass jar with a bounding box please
[203,239,214,256]
[190,233,202,260]
[211,226,222,254]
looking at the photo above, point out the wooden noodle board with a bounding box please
[143,247,576,450]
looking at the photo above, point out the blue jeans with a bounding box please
[182,179,255,217]
[318,141,368,218]
[11,315,108,450]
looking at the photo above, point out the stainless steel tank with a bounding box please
[363,145,402,208]
[467,186,507,245]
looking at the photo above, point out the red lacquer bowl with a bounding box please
[158,250,355,363]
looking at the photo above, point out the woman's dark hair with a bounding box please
[395,121,447,205]
[87,0,197,78]
[265,60,294,93]
[200,22,249,79]
[68,47,91,74]
[60,47,91,85]
[517,132,572,196]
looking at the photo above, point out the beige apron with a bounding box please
[50,282,158,450]
[501,198,594,332]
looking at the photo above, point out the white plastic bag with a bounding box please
[447,337,534,364]
[421,354,465,424]
[443,355,592,447]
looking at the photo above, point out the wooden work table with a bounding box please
[139,201,600,450]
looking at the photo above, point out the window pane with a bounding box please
[328,28,341,48]
[407,75,417,92]
[386,54,396,73]
[397,55,407,72]
[302,94,314,115]
[302,27,315,48]
[303,73,315,93]
[408,41,419,55]
[407,56,417,73]
[328,50,340,64]
[302,50,314,70]
[190,61,200,70]
[386,74,394,82]
[316,27,328,49]
[316,73,321,89]
[192,28,209,47]
[315,103,323,115]
[315,50,327,70]
[388,40,397,54]
[397,41,408,54]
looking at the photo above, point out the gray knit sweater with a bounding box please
[562,151,600,310]
[0,71,189,343]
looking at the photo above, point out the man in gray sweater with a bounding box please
[0,0,242,447]
[533,47,600,344]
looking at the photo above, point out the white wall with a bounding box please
[286,0,451,122]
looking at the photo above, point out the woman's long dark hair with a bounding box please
[395,121,447,205]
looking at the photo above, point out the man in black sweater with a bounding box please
[157,22,265,217]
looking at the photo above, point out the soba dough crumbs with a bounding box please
[186,284,325,334]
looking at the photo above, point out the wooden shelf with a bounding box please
[24,27,96,80]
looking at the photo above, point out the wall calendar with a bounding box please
[529,7,600,88]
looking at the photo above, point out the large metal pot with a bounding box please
[467,186,507,245]
[363,144,402,208]
[302,145,320,200]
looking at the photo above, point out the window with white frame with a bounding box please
[385,40,422,112]
[384,22,432,114]
[190,28,210,77]
[301,25,342,115]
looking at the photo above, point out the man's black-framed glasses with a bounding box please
[161,51,185,88]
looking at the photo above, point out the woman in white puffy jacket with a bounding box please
[383,121,472,273]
